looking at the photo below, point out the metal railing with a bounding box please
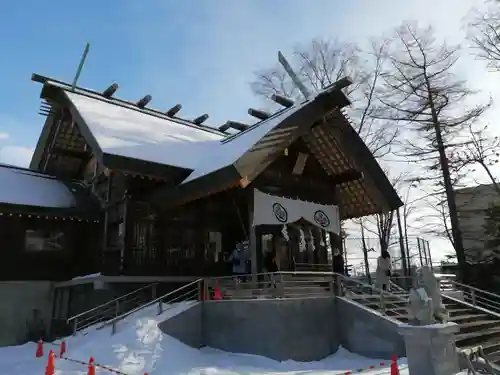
[294,262,331,272]
[104,279,203,334]
[444,279,500,316]
[204,271,335,300]
[67,283,158,335]
[205,271,409,320]
[338,274,409,320]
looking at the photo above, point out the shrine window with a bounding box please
[25,228,66,252]
[206,231,222,263]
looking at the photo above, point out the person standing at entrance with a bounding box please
[264,249,278,273]
[376,250,392,291]
[229,241,248,282]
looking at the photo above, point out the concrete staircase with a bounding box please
[209,271,500,365]
[350,292,500,365]
[219,274,332,299]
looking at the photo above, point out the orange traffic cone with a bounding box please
[59,340,66,357]
[213,281,222,300]
[390,355,399,375]
[36,339,44,358]
[87,357,96,375]
[45,350,55,375]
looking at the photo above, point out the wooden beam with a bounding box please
[271,94,294,108]
[51,147,89,159]
[136,95,152,109]
[259,168,362,190]
[193,114,209,125]
[292,152,308,175]
[225,121,249,132]
[102,83,119,98]
[166,104,181,117]
[248,108,271,120]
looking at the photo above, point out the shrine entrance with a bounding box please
[251,189,340,273]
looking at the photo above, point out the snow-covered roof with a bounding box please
[65,91,224,170]
[0,164,77,208]
[63,86,309,180]
[182,102,306,183]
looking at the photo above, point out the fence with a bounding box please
[36,339,404,375]
[342,236,433,275]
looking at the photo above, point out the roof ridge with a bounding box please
[33,73,227,138]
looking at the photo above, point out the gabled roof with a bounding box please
[0,164,99,218]
[146,84,403,218]
[182,100,308,184]
[30,73,402,218]
[31,75,226,177]
[64,91,223,170]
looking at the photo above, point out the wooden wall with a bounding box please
[0,215,100,281]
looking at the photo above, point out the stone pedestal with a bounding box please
[399,323,460,375]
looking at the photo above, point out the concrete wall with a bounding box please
[0,281,54,346]
[160,296,406,362]
[202,298,339,362]
[158,303,203,349]
[336,297,405,359]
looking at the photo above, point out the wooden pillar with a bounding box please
[100,171,114,273]
[248,193,258,275]
[122,197,132,274]
[195,203,206,276]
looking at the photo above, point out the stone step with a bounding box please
[458,320,500,333]
[484,349,500,365]
[362,300,407,309]
[283,284,329,291]
[456,327,500,347]
[450,313,494,323]
[448,308,480,316]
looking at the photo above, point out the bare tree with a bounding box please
[251,38,398,158]
[374,22,490,274]
[467,0,500,71]
[450,124,500,195]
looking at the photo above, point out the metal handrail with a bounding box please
[207,270,408,304]
[67,282,157,323]
[444,280,500,315]
[448,280,500,300]
[294,262,331,270]
[337,273,408,301]
[105,278,202,334]
[390,281,407,294]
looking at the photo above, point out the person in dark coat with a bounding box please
[264,250,278,273]
[332,248,345,275]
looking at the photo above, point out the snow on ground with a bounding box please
[1,301,411,375]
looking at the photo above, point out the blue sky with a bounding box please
[0,0,488,167]
[0,0,495,262]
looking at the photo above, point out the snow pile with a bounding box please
[1,301,412,375]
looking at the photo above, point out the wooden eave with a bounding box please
[146,89,402,218]
[302,111,403,219]
[0,202,101,220]
[145,165,242,209]
[146,87,355,211]
[35,84,192,180]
